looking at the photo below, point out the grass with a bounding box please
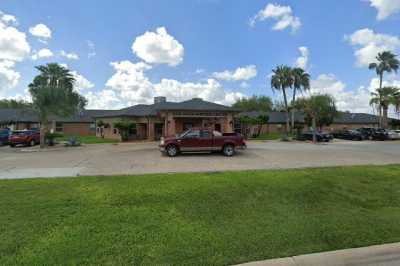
[251,132,293,140]
[56,135,119,144]
[1,165,400,265]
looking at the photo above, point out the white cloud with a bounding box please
[154,78,245,105]
[0,17,30,62]
[0,11,17,25]
[249,3,301,32]
[310,74,373,113]
[29,23,52,40]
[87,40,96,58]
[346,28,400,67]
[369,0,400,20]
[60,50,79,60]
[84,90,123,110]
[212,65,257,81]
[72,71,94,92]
[105,60,154,105]
[59,63,94,92]
[295,46,309,69]
[132,27,184,66]
[0,60,20,96]
[93,60,246,108]
[195,68,205,74]
[31,48,53,60]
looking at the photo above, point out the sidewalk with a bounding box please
[236,242,400,266]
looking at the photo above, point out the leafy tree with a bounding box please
[370,87,400,128]
[113,120,136,141]
[232,95,273,112]
[28,63,87,148]
[295,94,337,143]
[369,51,400,126]
[0,99,32,109]
[291,68,310,131]
[271,65,293,136]
[239,114,269,138]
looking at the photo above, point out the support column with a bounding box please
[147,119,155,141]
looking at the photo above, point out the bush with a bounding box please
[45,132,64,146]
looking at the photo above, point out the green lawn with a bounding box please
[57,135,119,144]
[1,165,400,265]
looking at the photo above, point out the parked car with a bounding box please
[296,131,333,142]
[332,129,364,141]
[9,130,40,147]
[159,128,246,157]
[0,128,11,146]
[388,130,400,140]
[356,128,376,140]
[371,128,390,141]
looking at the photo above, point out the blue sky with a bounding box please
[1,0,400,113]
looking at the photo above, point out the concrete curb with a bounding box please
[235,242,400,266]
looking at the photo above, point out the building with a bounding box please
[1,98,399,141]
[0,108,111,136]
[94,97,239,141]
[238,111,399,136]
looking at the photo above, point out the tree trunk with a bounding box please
[312,116,317,144]
[383,106,389,129]
[379,73,383,128]
[40,120,46,149]
[291,88,297,133]
[282,88,290,136]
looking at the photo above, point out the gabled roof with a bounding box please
[94,98,238,118]
[238,111,395,124]
[334,112,380,124]
[239,111,304,123]
[0,108,111,123]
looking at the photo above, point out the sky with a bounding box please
[1,0,400,115]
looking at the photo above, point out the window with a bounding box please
[113,128,118,135]
[183,123,194,131]
[129,127,137,136]
[184,130,200,138]
[201,130,211,138]
[55,122,63,132]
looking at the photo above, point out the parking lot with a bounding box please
[1,140,400,179]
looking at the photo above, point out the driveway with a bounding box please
[1,140,400,179]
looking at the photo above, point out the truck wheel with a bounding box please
[166,145,178,157]
[222,144,235,157]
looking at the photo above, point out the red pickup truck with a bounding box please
[159,128,246,157]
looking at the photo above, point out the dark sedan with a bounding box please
[332,130,364,141]
[372,129,390,141]
[297,131,333,142]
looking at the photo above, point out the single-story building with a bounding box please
[1,97,399,141]
[238,111,400,136]
[93,97,239,141]
[0,108,112,136]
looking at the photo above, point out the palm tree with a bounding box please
[369,51,400,126]
[291,67,310,132]
[29,63,86,148]
[271,65,293,136]
[370,87,400,128]
[295,94,337,143]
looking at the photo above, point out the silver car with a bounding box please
[388,130,400,140]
